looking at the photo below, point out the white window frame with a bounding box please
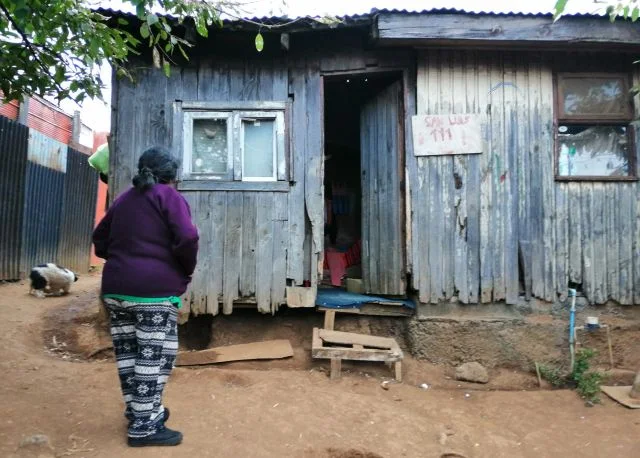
[239,111,284,182]
[179,102,287,184]
[182,111,233,181]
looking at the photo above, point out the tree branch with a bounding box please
[199,1,305,29]
[0,3,65,94]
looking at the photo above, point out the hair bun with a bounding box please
[132,146,179,191]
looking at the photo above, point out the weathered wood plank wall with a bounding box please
[414,50,639,305]
[111,58,296,315]
[110,34,413,316]
[360,80,406,295]
[110,33,638,312]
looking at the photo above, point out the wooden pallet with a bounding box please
[311,328,403,381]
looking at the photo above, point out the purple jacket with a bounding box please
[93,184,199,297]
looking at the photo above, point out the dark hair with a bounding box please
[132,146,179,191]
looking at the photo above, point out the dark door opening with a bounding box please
[323,71,406,295]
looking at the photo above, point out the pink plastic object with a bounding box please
[325,250,348,287]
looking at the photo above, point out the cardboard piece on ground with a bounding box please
[176,339,293,366]
[600,385,640,409]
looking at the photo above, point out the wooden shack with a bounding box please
[104,8,640,317]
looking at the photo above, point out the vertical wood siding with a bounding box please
[415,50,639,305]
[360,80,406,295]
[111,38,415,316]
[111,59,295,315]
[110,38,638,313]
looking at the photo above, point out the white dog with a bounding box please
[29,263,78,298]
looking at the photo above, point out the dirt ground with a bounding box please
[1,275,640,458]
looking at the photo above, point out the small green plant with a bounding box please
[535,348,606,404]
[538,364,566,388]
[575,372,605,402]
[571,348,606,404]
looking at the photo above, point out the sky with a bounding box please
[61,0,606,132]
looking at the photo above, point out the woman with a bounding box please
[93,146,199,447]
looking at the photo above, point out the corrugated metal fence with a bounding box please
[21,131,67,274]
[0,117,98,280]
[0,117,29,280]
[57,147,99,272]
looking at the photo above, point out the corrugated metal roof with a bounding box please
[369,6,605,18]
[97,1,609,29]
[96,7,370,28]
[283,0,607,18]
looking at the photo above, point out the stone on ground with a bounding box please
[455,362,489,384]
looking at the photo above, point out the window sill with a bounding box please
[178,180,291,192]
[555,175,638,182]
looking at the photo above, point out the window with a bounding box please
[184,113,232,179]
[241,115,277,181]
[180,102,287,187]
[555,73,636,180]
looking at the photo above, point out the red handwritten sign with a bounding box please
[412,114,484,156]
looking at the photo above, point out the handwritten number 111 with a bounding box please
[430,128,453,142]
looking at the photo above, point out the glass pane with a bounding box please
[192,118,228,174]
[557,125,630,177]
[243,119,275,178]
[560,77,628,117]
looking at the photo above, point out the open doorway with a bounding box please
[322,71,406,296]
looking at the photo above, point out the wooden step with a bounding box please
[311,328,403,381]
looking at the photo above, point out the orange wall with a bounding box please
[0,95,73,144]
[27,100,73,144]
[0,99,19,120]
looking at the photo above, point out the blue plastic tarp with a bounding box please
[316,288,415,310]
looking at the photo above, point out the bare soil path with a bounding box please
[1,276,639,458]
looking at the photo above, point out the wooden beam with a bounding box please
[178,180,290,192]
[319,328,402,353]
[313,347,402,362]
[631,370,640,399]
[375,13,640,48]
[323,310,336,330]
[180,101,287,110]
[312,327,322,350]
[316,304,414,317]
[330,358,342,380]
[395,361,402,382]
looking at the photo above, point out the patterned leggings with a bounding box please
[104,297,179,438]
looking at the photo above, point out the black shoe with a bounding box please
[128,427,183,447]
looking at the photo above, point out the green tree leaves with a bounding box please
[0,0,300,104]
[0,0,230,104]
[555,0,640,22]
